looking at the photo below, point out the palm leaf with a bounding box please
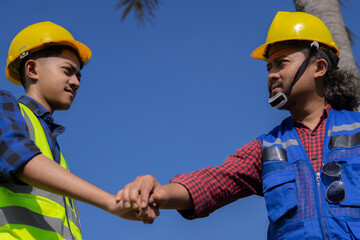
[116,0,160,25]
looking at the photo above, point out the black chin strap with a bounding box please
[284,41,319,96]
[269,41,319,108]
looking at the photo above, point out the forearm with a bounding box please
[155,183,194,210]
[16,155,159,223]
[15,154,119,213]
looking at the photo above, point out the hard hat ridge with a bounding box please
[251,11,339,61]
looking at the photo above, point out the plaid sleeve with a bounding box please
[0,90,41,177]
[170,139,263,219]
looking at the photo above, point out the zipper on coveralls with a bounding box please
[316,172,330,240]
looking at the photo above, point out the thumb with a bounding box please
[149,190,167,207]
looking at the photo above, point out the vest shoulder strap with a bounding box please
[18,102,68,170]
[19,102,53,160]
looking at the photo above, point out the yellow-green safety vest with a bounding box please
[0,103,82,240]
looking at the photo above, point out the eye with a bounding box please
[63,66,71,74]
[63,64,81,81]
[278,59,288,66]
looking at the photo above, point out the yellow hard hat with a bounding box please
[6,21,92,85]
[251,11,339,61]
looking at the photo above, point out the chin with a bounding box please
[53,102,72,111]
[63,103,73,110]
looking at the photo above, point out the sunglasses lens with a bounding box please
[323,162,342,177]
[326,180,345,203]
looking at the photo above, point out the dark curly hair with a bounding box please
[301,43,360,111]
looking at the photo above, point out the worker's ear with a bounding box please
[24,59,39,81]
[313,58,328,79]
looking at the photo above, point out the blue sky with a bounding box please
[1,1,359,239]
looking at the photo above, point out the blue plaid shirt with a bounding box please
[0,90,65,179]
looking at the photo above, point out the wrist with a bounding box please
[161,183,193,210]
[95,192,116,213]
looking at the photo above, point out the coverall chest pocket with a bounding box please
[327,133,360,207]
[326,147,360,207]
[336,159,360,207]
[262,164,297,223]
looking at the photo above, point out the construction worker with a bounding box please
[116,11,360,239]
[0,22,157,240]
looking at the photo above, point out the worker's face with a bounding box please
[266,48,316,109]
[29,49,81,113]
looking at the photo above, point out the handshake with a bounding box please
[112,175,193,224]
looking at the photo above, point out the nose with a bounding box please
[69,75,80,91]
[267,70,280,87]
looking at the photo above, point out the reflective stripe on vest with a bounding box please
[263,138,299,148]
[0,103,82,240]
[327,122,360,137]
[0,206,73,239]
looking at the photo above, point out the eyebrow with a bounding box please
[268,55,286,66]
[271,56,283,63]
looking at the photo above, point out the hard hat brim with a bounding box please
[251,44,268,61]
[251,39,339,62]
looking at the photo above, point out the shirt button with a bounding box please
[312,156,318,160]
[311,132,316,136]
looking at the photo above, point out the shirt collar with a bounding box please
[323,104,332,117]
[18,95,65,134]
[19,95,49,118]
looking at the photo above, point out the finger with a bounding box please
[149,204,160,218]
[150,202,158,208]
[136,207,152,219]
[149,191,165,206]
[134,175,157,209]
[139,180,153,208]
[121,185,132,209]
[136,205,159,221]
[128,185,141,210]
[115,189,123,202]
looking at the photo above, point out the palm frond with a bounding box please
[115,0,160,25]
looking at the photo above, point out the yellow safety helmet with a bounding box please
[6,21,92,85]
[251,11,339,61]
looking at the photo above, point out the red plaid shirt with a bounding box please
[171,105,332,219]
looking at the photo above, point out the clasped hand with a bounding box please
[115,174,166,224]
